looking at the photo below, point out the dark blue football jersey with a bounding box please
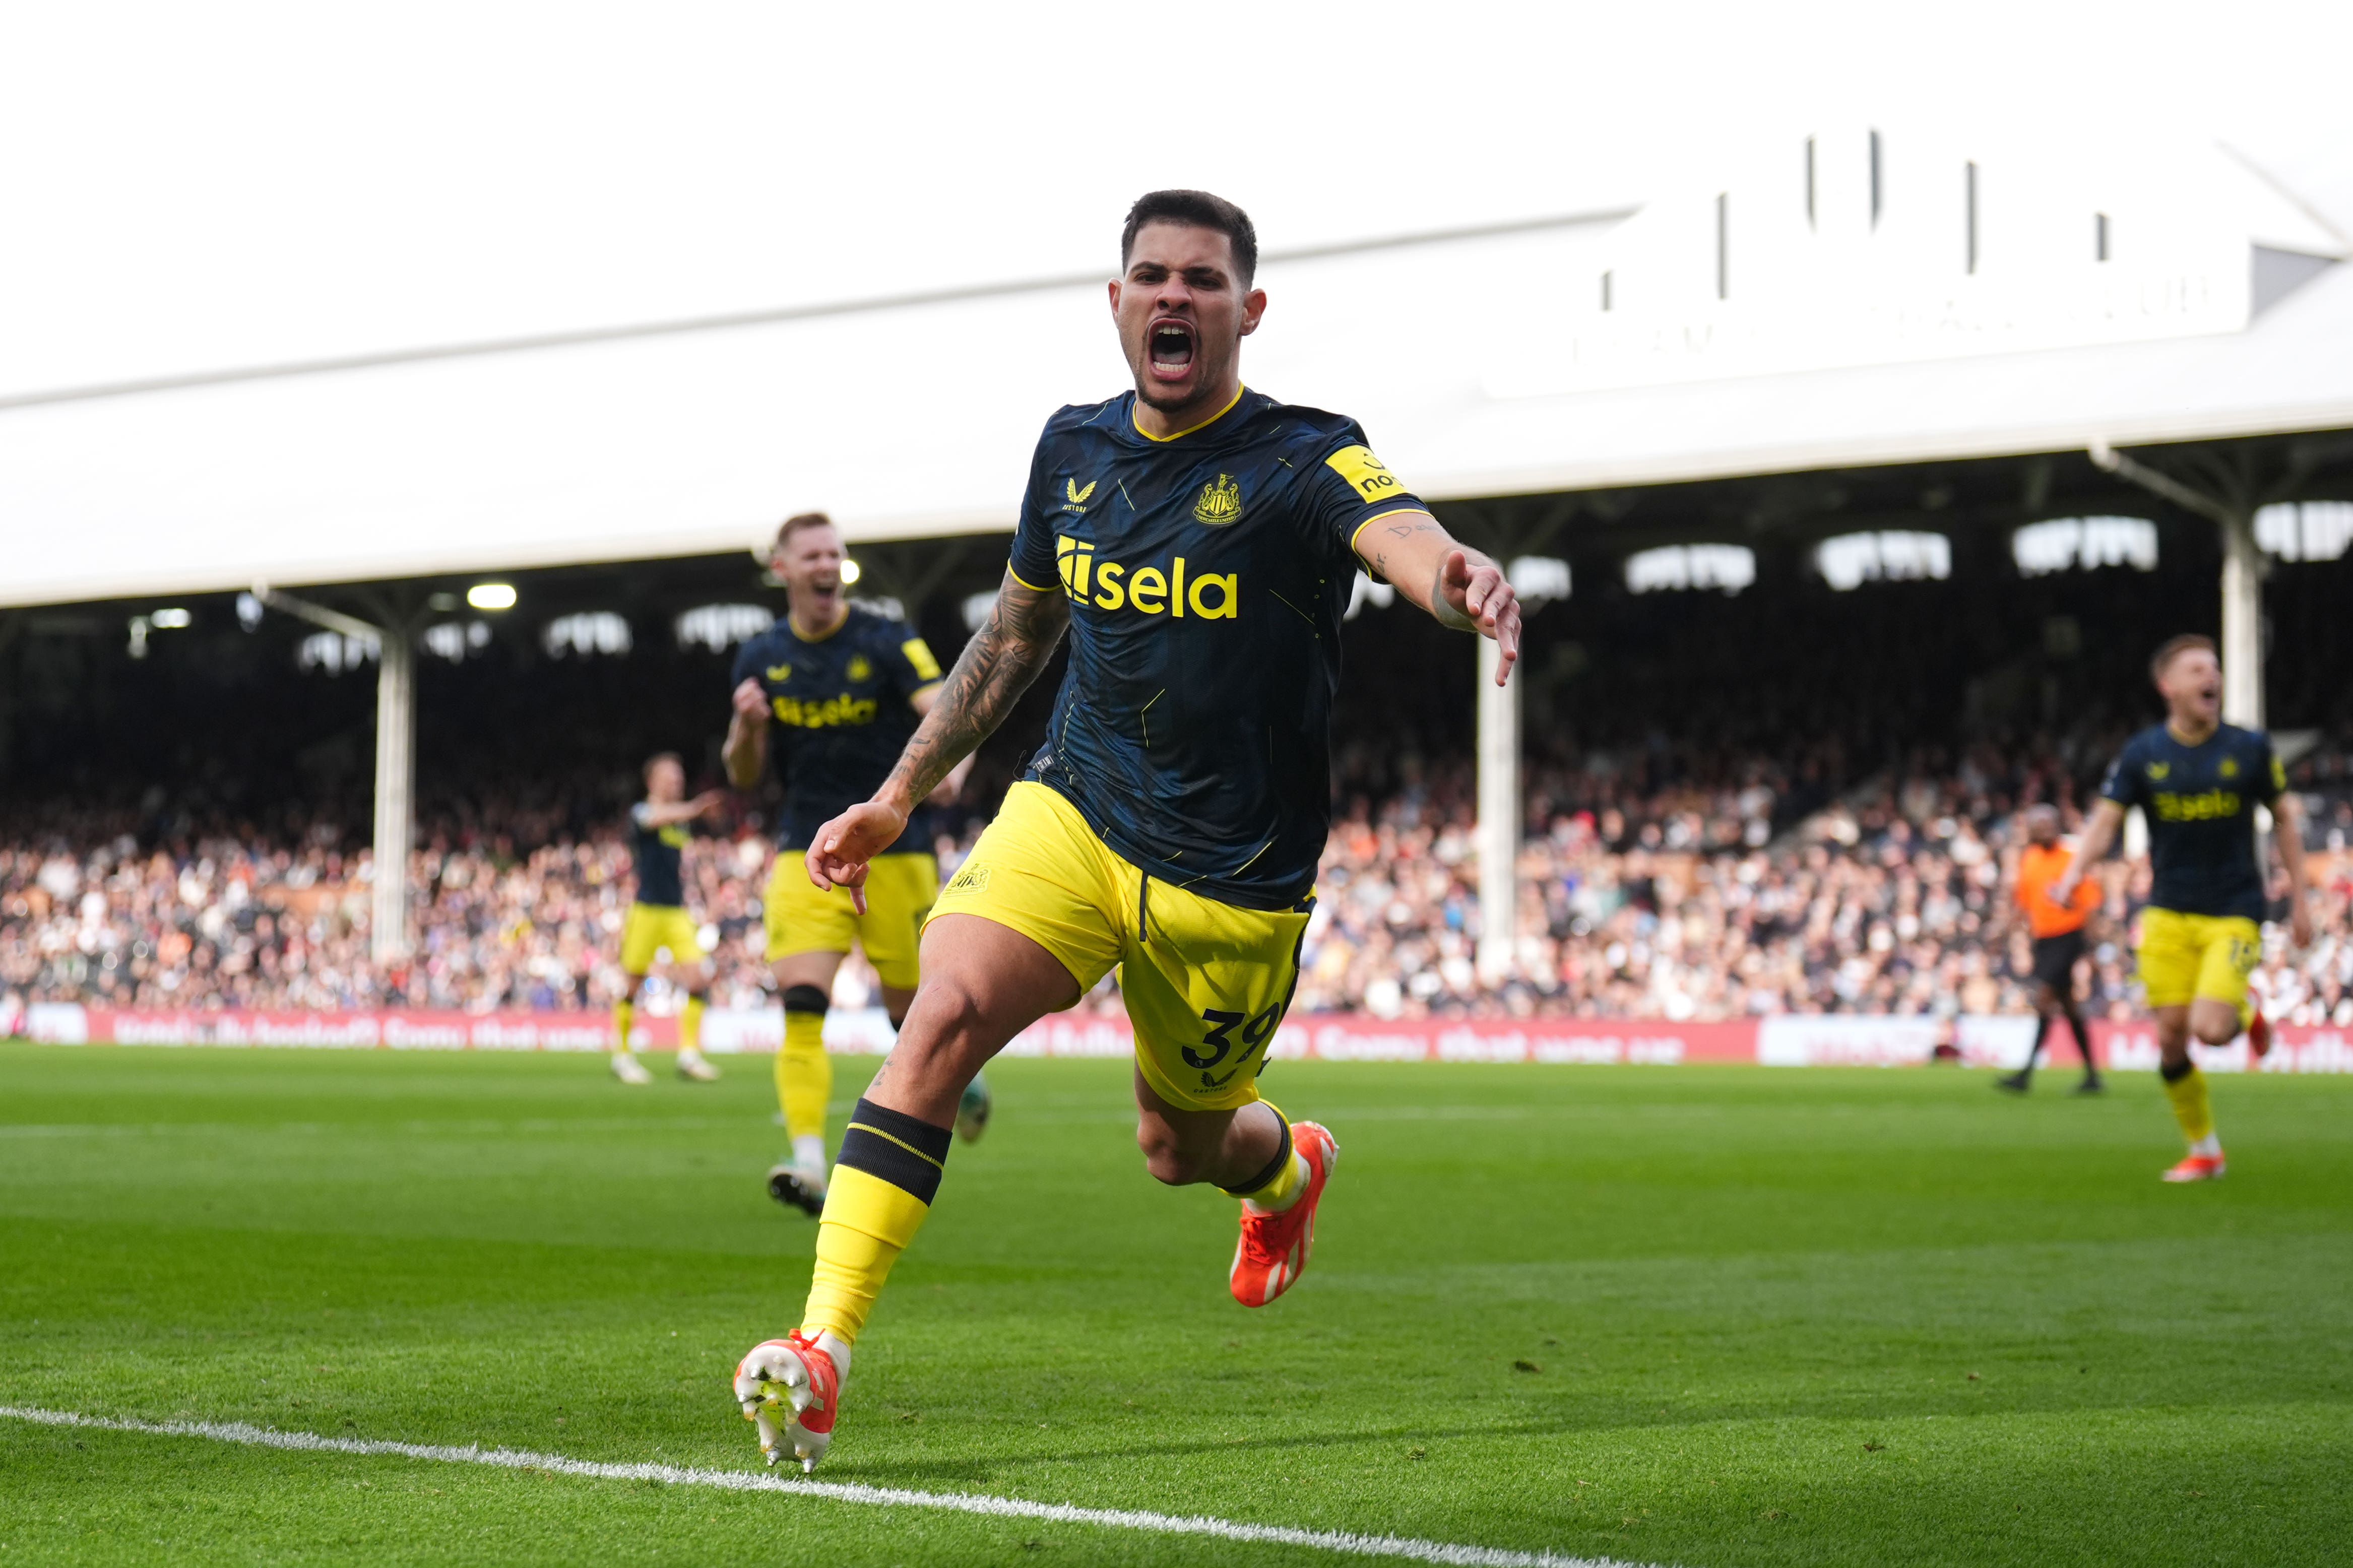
[1007,386,1429,910]
[2098,722,2283,921]
[627,802,688,907]
[731,607,945,851]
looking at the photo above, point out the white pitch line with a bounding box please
[1,1404,1669,1568]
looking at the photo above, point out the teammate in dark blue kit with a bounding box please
[2053,634,2313,1181]
[722,513,980,1216]
[732,190,1525,1470]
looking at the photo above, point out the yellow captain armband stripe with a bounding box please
[1348,507,1435,559]
[1005,562,1054,593]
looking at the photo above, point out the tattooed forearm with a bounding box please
[878,570,1068,810]
[1368,516,1442,584]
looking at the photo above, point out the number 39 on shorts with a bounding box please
[1186,1005,1282,1089]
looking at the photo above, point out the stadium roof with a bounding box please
[5,128,2347,610]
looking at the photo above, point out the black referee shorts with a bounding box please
[2030,930,2086,993]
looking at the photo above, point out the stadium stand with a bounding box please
[9,726,2349,1026]
[8,550,2352,1031]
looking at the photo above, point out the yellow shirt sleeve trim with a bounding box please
[1005,562,1055,593]
[1131,383,1247,442]
[1348,506,1435,557]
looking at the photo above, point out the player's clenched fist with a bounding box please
[733,678,770,722]
[804,800,910,914]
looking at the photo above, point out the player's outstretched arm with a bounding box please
[2051,800,2125,906]
[2274,792,2316,948]
[806,570,1069,904]
[1354,511,1522,685]
[723,679,769,790]
[638,791,726,827]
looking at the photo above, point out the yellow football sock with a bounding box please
[1238,1151,1308,1212]
[1222,1106,1306,1211]
[2163,1063,2215,1145]
[611,997,635,1054]
[679,994,705,1055]
[778,1009,832,1141]
[800,1099,949,1345]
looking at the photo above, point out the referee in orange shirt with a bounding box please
[2000,804,2105,1094]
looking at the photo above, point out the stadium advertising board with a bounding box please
[18,1003,2353,1072]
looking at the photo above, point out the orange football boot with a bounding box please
[2161,1151,2227,1183]
[1230,1121,1339,1307]
[733,1331,846,1470]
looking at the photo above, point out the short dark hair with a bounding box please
[773,511,837,552]
[1120,190,1258,286]
[643,751,681,783]
[2150,633,2216,681]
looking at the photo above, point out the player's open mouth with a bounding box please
[1149,319,1194,375]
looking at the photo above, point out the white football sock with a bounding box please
[793,1134,827,1173]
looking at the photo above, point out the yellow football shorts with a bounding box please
[764,849,936,991]
[2135,907,2262,1010]
[927,780,1313,1113]
[619,903,704,975]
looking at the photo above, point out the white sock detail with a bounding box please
[793,1134,828,1173]
[2191,1133,2221,1157]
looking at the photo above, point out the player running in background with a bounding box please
[731,190,1524,1471]
[724,513,979,1216]
[1996,804,2103,1094]
[611,753,725,1085]
[2052,635,2312,1180]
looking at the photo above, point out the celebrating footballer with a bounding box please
[731,189,1524,1470]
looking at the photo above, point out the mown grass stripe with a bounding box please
[0,1405,1662,1568]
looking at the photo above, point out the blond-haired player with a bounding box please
[724,513,978,1214]
[2054,635,2312,1180]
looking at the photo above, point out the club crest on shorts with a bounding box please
[946,864,992,895]
[1192,474,1244,526]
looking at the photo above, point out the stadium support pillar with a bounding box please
[1476,636,1519,983]
[252,584,415,962]
[371,632,416,962]
[2218,516,2265,729]
[2088,440,2267,726]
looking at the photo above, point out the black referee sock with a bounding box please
[2061,1004,2096,1073]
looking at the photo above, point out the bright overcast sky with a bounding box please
[6,0,2349,400]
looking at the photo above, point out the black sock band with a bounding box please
[1219,1110,1295,1198]
[2160,1057,2194,1084]
[837,1096,952,1204]
[783,985,830,1016]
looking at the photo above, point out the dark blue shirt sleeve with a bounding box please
[2251,734,2284,805]
[877,619,944,701]
[1007,432,1059,594]
[729,638,760,690]
[1302,428,1430,574]
[2098,738,2143,808]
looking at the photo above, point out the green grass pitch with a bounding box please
[3,1044,2349,1566]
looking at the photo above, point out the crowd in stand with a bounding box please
[8,729,2351,1026]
